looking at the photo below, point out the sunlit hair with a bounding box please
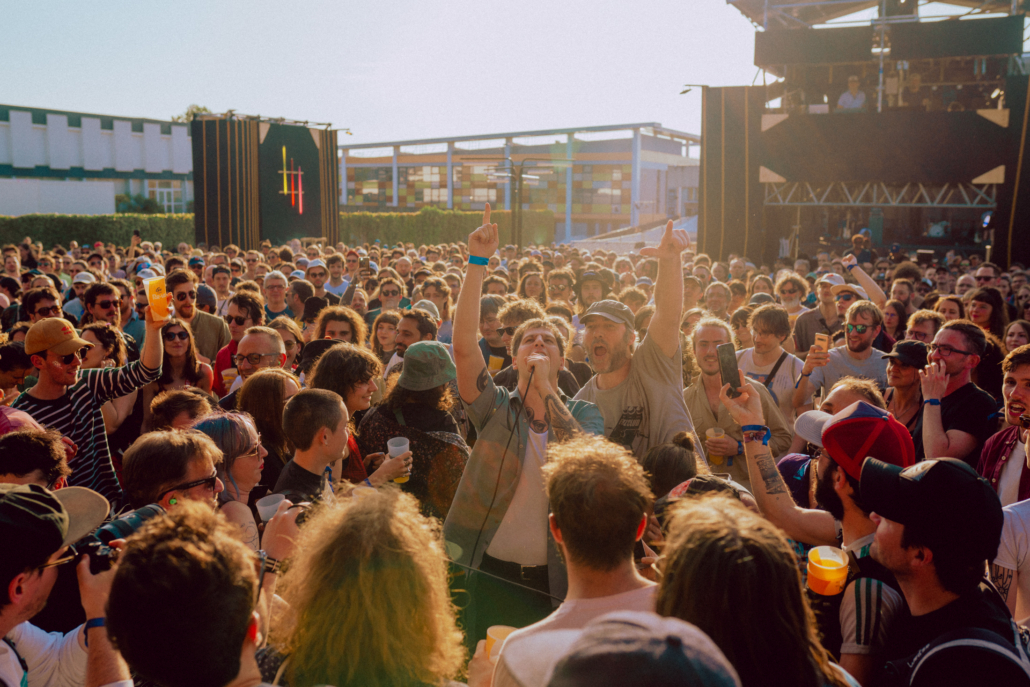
[277,491,465,687]
[516,272,548,307]
[747,274,774,299]
[308,342,382,410]
[370,310,402,360]
[314,305,367,343]
[150,389,213,430]
[690,316,733,349]
[158,318,204,387]
[773,272,809,300]
[657,496,847,687]
[499,298,547,327]
[237,368,299,458]
[193,413,261,502]
[121,430,223,510]
[544,434,653,571]
[828,376,886,409]
[511,317,567,359]
[421,277,453,321]
[81,322,127,367]
[268,315,304,364]
[844,299,884,328]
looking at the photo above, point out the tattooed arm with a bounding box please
[543,391,583,442]
[989,562,1017,616]
[719,372,839,547]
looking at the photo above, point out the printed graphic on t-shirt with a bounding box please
[609,406,646,451]
[744,371,780,405]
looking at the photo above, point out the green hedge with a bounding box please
[0,207,556,249]
[340,207,556,247]
[0,214,195,249]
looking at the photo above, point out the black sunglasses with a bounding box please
[163,330,190,342]
[159,474,219,501]
[57,348,88,365]
[835,294,856,302]
[496,326,518,337]
[224,315,250,326]
[846,323,871,334]
[381,290,400,297]
[135,302,148,313]
[96,299,121,310]
[34,305,61,317]
[175,290,197,302]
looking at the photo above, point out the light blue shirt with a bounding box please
[837,90,866,110]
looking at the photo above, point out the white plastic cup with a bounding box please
[388,437,411,484]
[255,493,285,522]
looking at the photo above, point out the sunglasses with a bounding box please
[496,326,518,337]
[246,258,257,263]
[975,276,993,282]
[548,284,569,292]
[231,266,242,272]
[163,330,190,341]
[159,474,219,501]
[135,302,148,313]
[845,323,870,334]
[780,289,798,296]
[308,271,327,279]
[38,551,78,570]
[224,315,250,326]
[57,348,88,365]
[34,305,61,317]
[835,294,856,302]
[175,290,197,302]
[96,299,121,310]
[381,290,400,297]
[234,353,275,366]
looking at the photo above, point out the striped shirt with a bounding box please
[13,361,160,508]
[839,533,905,654]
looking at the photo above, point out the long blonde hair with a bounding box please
[277,490,465,687]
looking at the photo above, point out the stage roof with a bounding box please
[728,0,1016,29]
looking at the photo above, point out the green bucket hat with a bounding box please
[397,341,456,391]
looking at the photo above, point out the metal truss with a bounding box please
[763,181,997,208]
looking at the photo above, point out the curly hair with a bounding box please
[420,277,452,321]
[315,305,368,344]
[544,434,653,571]
[498,298,547,327]
[308,342,383,411]
[657,496,848,687]
[81,322,128,367]
[276,491,465,687]
[773,272,809,300]
[107,502,258,687]
[370,310,401,360]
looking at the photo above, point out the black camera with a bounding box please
[70,504,165,574]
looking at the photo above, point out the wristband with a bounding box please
[364,478,373,487]
[847,263,857,271]
[924,398,941,406]
[259,552,282,575]
[742,425,772,446]
[737,440,743,456]
[468,255,489,266]
[84,617,105,648]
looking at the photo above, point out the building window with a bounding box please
[147,180,184,213]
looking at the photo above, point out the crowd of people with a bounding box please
[2,211,1030,687]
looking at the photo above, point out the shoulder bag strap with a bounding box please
[763,351,790,391]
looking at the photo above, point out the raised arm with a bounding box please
[721,372,839,546]
[841,255,886,309]
[453,205,497,405]
[919,361,977,461]
[641,220,689,359]
[140,304,164,371]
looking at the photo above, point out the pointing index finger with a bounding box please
[483,203,491,227]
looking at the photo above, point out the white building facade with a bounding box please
[0,104,193,215]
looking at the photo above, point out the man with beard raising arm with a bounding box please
[722,379,913,687]
[573,220,697,461]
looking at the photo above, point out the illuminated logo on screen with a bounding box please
[279,145,304,214]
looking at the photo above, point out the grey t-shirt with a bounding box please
[573,333,698,461]
[808,347,889,392]
[793,307,841,354]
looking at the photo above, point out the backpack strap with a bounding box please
[763,351,790,391]
[908,624,1030,684]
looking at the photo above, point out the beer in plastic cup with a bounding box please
[388,437,410,484]
[488,355,505,376]
[706,427,726,466]
[255,494,285,522]
[144,276,172,322]
[486,625,516,664]
[806,546,848,595]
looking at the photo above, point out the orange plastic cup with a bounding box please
[807,546,848,595]
[144,276,172,322]
[485,625,516,662]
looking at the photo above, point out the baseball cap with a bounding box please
[794,401,915,479]
[306,259,326,270]
[195,284,217,311]
[581,300,634,330]
[290,270,305,279]
[831,283,868,300]
[861,457,1004,562]
[411,299,440,321]
[188,257,205,267]
[815,273,845,287]
[397,341,456,392]
[72,272,96,285]
[0,483,110,572]
[882,340,929,369]
[748,292,776,306]
[636,277,654,287]
[25,318,94,357]
[136,268,157,281]
[536,611,740,687]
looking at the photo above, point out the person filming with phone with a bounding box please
[793,300,889,415]
[683,318,791,491]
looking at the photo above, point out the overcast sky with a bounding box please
[1,1,1010,145]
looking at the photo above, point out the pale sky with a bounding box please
[2,1,1015,146]
[1,0,761,144]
